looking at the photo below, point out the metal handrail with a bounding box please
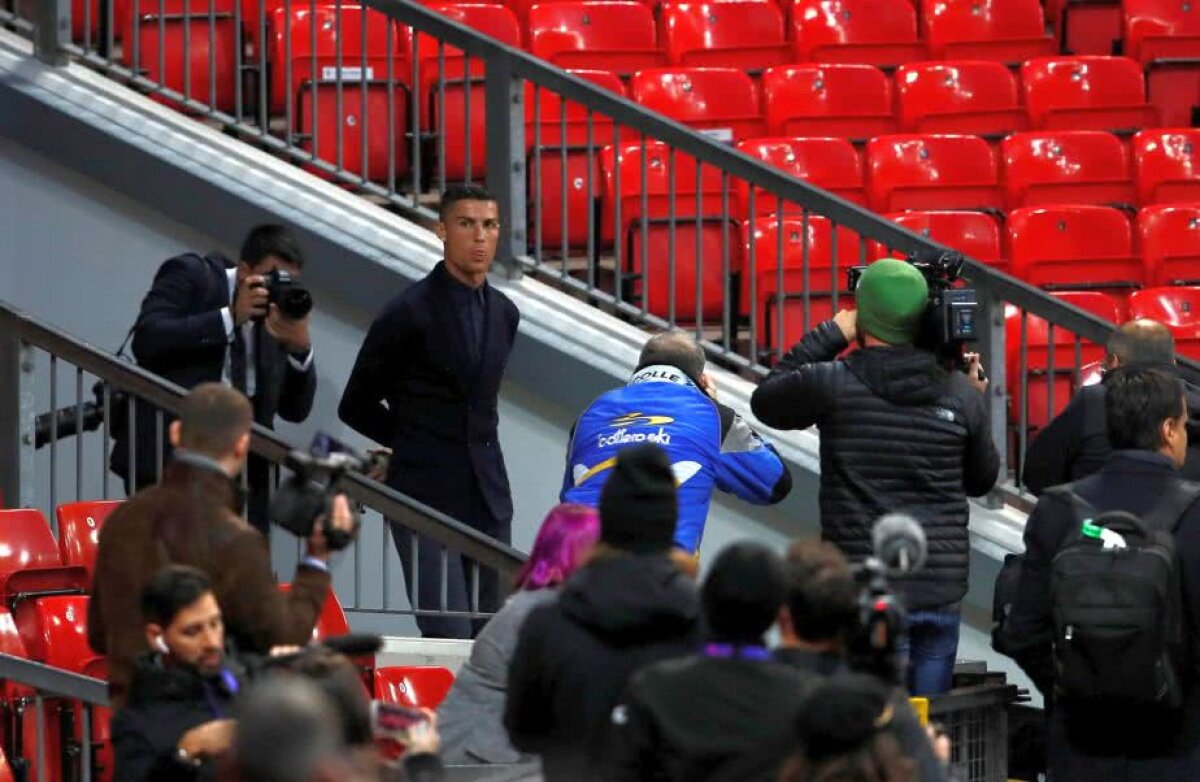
[0,302,525,575]
[0,653,108,706]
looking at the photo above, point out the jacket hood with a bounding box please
[843,346,949,406]
[558,555,700,642]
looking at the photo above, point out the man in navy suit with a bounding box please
[340,184,520,639]
[111,225,317,535]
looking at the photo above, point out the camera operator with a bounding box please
[110,224,317,536]
[751,258,1000,695]
[89,383,354,707]
[111,565,243,782]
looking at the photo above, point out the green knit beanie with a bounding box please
[855,259,929,345]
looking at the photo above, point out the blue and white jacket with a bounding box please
[560,365,792,553]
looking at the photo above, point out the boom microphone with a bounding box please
[871,513,927,576]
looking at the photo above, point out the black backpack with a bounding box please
[1048,482,1200,711]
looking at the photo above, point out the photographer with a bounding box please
[751,258,1000,695]
[90,383,354,707]
[111,224,316,535]
[561,331,792,556]
[111,565,242,782]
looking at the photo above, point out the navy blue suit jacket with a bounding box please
[338,262,519,524]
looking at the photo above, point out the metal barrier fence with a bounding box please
[0,302,524,627]
[3,0,1199,500]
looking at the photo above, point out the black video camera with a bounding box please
[848,249,979,370]
[261,268,313,320]
[270,432,377,551]
[33,381,129,449]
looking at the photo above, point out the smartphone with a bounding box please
[371,701,429,739]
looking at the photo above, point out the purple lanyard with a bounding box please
[703,643,772,661]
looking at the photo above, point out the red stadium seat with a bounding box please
[525,69,625,253]
[865,134,1003,213]
[1133,129,1200,206]
[741,215,863,354]
[600,141,738,321]
[880,211,1003,270]
[735,137,867,215]
[659,1,792,69]
[1044,0,1122,57]
[922,0,1056,63]
[1001,131,1134,209]
[761,64,897,140]
[1128,286,1200,359]
[527,2,664,74]
[1006,291,1119,432]
[1125,0,1200,127]
[0,510,87,604]
[787,0,925,68]
[894,60,1027,137]
[120,0,238,113]
[13,596,99,671]
[55,501,121,585]
[630,67,765,142]
[1007,205,1142,299]
[374,666,455,709]
[1139,204,1200,286]
[1020,56,1159,133]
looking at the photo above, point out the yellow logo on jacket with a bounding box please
[608,412,675,428]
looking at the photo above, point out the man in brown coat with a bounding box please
[88,383,354,705]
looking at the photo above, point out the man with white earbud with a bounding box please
[111,565,244,782]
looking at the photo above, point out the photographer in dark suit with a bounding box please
[111,225,317,535]
[339,184,520,639]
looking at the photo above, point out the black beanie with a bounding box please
[598,443,678,554]
[794,673,895,763]
[702,541,787,643]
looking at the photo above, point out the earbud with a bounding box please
[155,635,168,654]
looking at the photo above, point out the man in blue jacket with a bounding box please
[561,332,791,554]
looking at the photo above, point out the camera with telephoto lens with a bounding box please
[33,381,129,449]
[270,432,377,551]
[260,268,313,320]
[848,249,980,371]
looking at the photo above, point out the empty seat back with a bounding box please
[0,510,88,601]
[630,67,764,142]
[527,1,662,72]
[866,133,1003,212]
[736,136,866,211]
[884,210,1003,266]
[55,501,121,584]
[1140,204,1200,286]
[1007,205,1141,292]
[1001,130,1134,208]
[1020,56,1159,132]
[374,666,455,709]
[1133,128,1200,205]
[761,64,896,138]
[922,0,1055,61]
[894,60,1026,135]
[788,0,924,67]
[659,1,791,68]
[1124,0,1200,63]
[14,595,98,671]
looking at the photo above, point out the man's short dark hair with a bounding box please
[141,565,212,626]
[438,183,497,221]
[177,383,253,458]
[1107,319,1176,367]
[703,541,787,644]
[288,651,372,747]
[233,676,345,782]
[1106,366,1186,452]
[784,539,857,643]
[637,332,706,380]
[240,224,305,270]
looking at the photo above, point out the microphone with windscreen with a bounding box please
[871,513,928,576]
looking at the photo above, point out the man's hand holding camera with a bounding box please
[306,494,356,561]
[232,274,269,327]
[265,303,312,356]
[834,309,858,344]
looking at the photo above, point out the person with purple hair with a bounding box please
[435,503,600,766]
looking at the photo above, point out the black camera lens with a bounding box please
[265,269,313,319]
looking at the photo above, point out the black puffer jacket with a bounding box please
[751,321,1000,610]
[504,554,703,782]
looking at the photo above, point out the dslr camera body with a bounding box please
[848,249,979,370]
[270,433,377,551]
[257,268,313,320]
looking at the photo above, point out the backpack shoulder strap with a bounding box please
[1141,479,1200,534]
[1042,483,1099,527]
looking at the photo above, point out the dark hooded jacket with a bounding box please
[504,554,703,782]
[751,321,1000,610]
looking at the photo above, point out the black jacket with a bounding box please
[505,555,703,781]
[1007,451,1200,780]
[1022,368,1200,495]
[339,262,519,523]
[773,648,949,782]
[751,321,1000,610]
[111,252,316,482]
[609,652,821,782]
[111,653,241,782]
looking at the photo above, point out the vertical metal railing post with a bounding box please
[33,0,70,64]
[484,56,525,278]
[973,273,1007,505]
[0,333,36,509]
